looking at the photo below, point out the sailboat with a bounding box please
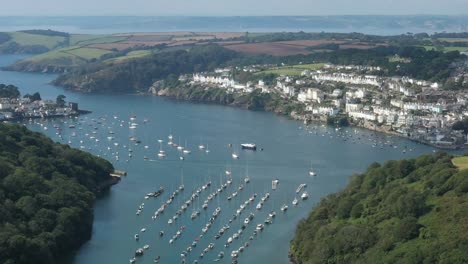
[244,164,250,184]
[177,137,184,151]
[183,140,191,154]
[157,142,166,157]
[309,161,316,176]
[232,145,239,159]
[179,169,185,191]
[292,197,299,206]
[198,137,206,150]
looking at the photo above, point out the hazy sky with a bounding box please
[1,0,467,16]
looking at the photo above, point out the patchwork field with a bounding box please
[222,40,379,56]
[9,32,246,68]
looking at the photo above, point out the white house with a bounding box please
[345,103,362,113]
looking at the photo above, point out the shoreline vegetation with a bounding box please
[289,152,468,264]
[0,123,116,264]
[2,31,468,150]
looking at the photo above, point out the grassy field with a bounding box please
[64,47,112,59]
[106,49,155,63]
[422,45,468,52]
[438,38,468,43]
[7,32,65,49]
[28,46,112,64]
[71,35,128,46]
[256,63,324,76]
[452,156,468,170]
[443,46,468,52]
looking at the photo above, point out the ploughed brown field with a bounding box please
[222,40,383,56]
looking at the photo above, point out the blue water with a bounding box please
[0,16,467,35]
[0,54,458,264]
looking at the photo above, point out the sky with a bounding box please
[0,0,467,16]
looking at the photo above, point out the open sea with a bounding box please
[0,16,467,34]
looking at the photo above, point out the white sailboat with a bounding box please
[292,197,299,206]
[244,164,250,184]
[157,142,166,157]
[183,140,191,154]
[309,161,316,176]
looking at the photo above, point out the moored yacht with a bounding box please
[280,204,288,212]
[241,143,257,150]
[292,197,299,206]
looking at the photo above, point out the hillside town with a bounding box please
[179,63,468,149]
[0,97,85,121]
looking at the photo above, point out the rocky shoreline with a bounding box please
[152,86,467,151]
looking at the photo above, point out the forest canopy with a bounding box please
[0,123,114,264]
[290,152,468,264]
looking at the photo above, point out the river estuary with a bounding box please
[0,54,453,264]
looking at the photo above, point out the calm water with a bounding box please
[0,54,455,264]
[0,16,465,34]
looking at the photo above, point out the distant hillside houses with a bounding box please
[305,72,381,86]
[0,97,78,120]
[191,74,253,93]
[323,63,382,72]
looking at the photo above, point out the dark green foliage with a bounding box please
[54,44,240,93]
[0,32,11,45]
[0,84,20,98]
[0,123,114,264]
[0,41,49,54]
[53,43,463,94]
[290,153,468,264]
[163,84,304,115]
[452,118,468,134]
[19,29,69,38]
[23,92,41,102]
[56,94,66,107]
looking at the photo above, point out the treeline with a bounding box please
[243,31,434,46]
[0,84,20,98]
[229,46,463,82]
[19,29,69,38]
[54,44,240,93]
[53,44,464,93]
[290,152,468,264]
[0,42,49,54]
[432,32,468,38]
[0,123,114,264]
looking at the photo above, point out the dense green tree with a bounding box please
[56,94,66,107]
[0,123,114,264]
[0,84,20,98]
[290,153,468,264]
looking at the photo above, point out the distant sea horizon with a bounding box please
[0,15,467,35]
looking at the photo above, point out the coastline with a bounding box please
[152,91,467,150]
[2,109,92,122]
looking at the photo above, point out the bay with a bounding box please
[0,54,456,264]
